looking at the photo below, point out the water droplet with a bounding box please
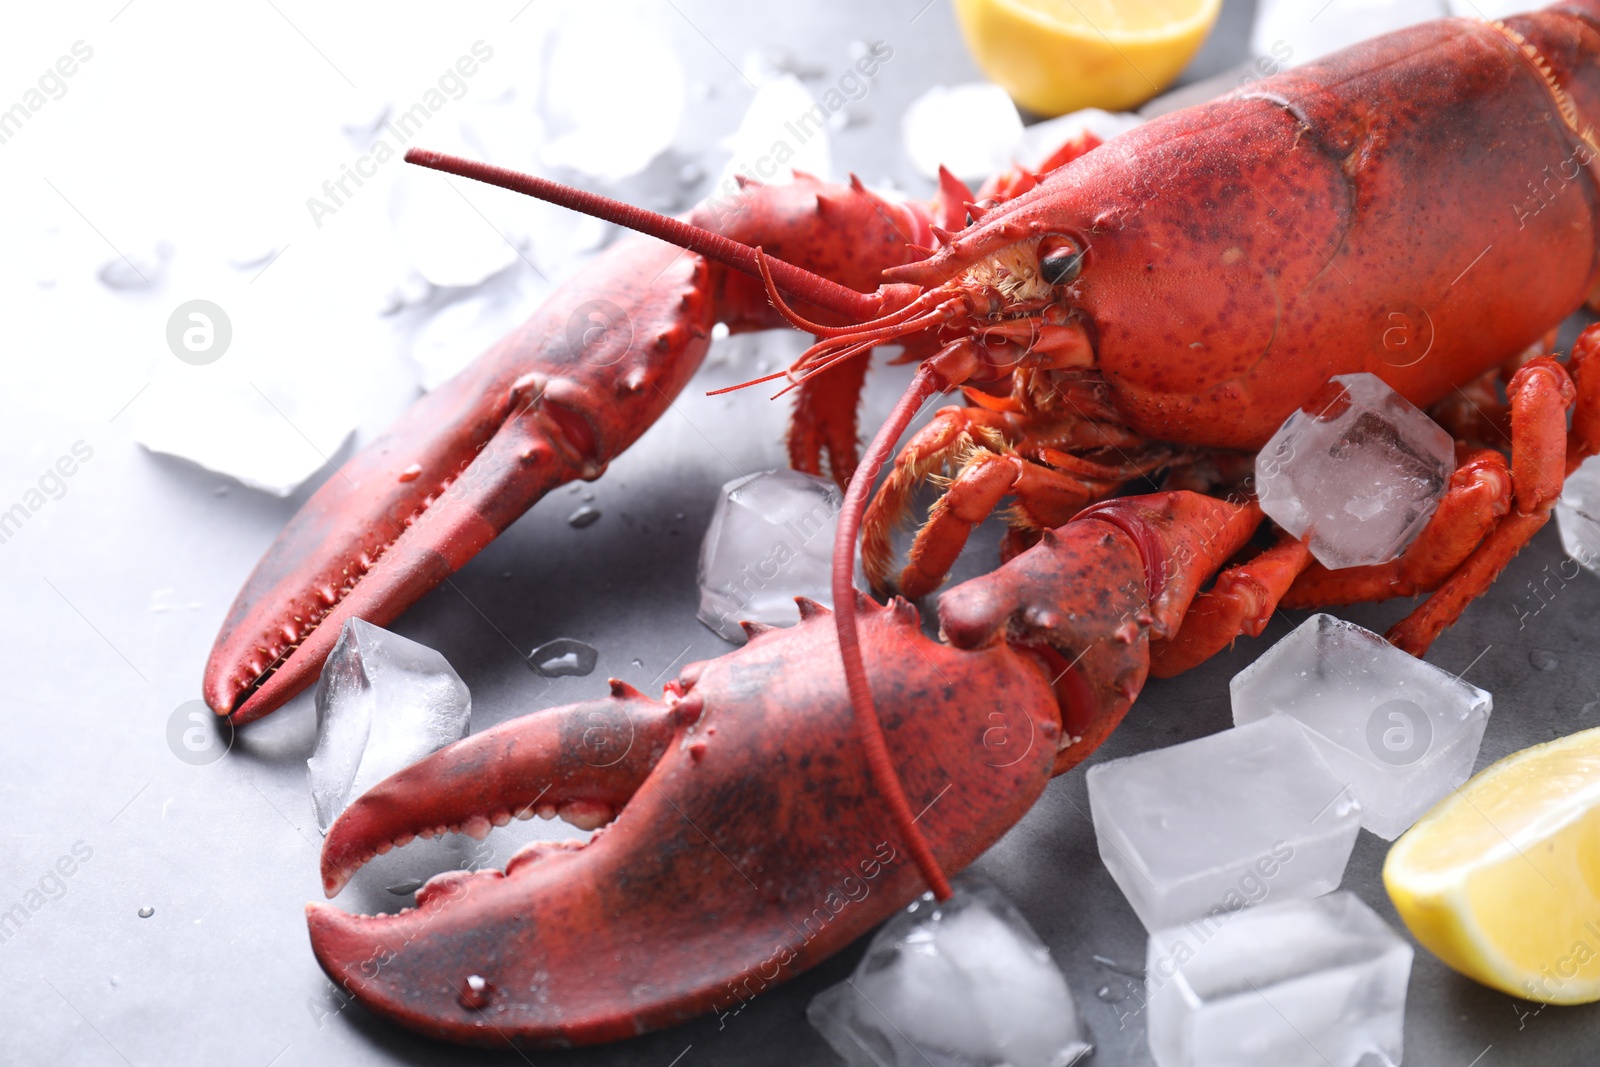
[630,658,643,668]
[138,907,154,918]
[568,506,601,528]
[1095,983,1128,1003]
[1584,701,1599,717]
[398,463,423,483]
[1530,650,1559,671]
[458,974,494,1010]
[386,879,425,896]
[528,638,599,678]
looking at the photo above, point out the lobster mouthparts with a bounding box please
[308,596,1058,1047]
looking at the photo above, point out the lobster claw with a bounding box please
[204,237,716,724]
[307,596,1060,1047]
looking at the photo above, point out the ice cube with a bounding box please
[308,618,472,832]
[808,877,1091,1067]
[696,469,843,642]
[1251,0,1446,69]
[1255,373,1454,569]
[133,362,357,498]
[1231,613,1492,840]
[539,5,685,181]
[1146,891,1413,1067]
[1011,108,1144,171]
[1086,716,1361,932]
[902,83,1023,184]
[717,75,833,192]
[1556,454,1600,576]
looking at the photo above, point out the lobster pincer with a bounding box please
[308,596,1060,1047]
[203,172,942,725]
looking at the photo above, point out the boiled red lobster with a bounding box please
[208,3,1600,1048]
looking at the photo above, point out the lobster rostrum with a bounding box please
[210,2,1600,1047]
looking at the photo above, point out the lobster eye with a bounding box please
[1038,237,1085,286]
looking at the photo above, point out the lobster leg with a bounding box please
[1280,450,1512,609]
[787,350,870,490]
[1389,356,1578,653]
[861,400,1163,598]
[1147,533,1312,678]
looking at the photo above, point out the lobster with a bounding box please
[208,2,1600,1048]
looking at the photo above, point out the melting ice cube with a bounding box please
[308,618,472,832]
[718,75,833,190]
[1255,373,1454,569]
[1010,108,1144,171]
[902,83,1023,183]
[539,5,685,181]
[696,469,842,642]
[1231,613,1492,840]
[1146,891,1413,1067]
[1086,716,1361,932]
[1251,0,1446,68]
[808,877,1091,1067]
[1556,454,1600,576]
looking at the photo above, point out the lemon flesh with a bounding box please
[1384,727,1600,1004]
[952,0,1223,116]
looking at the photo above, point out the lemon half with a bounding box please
[1384,727,1600,1004]
[952,0,1223,117]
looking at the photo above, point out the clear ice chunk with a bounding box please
[1086,716,1361,932]
[540,5,685,181]
[308,618,472,832]
[1255,372,1454,569]
[902,83,1023,183]
[1555,453,1600,576]
[718,75,833,190]
[696,469,842,642]
[1146,891,1413,1067]
[1231,613,1493,840]
[808,877,1091,1067]
[1010,108,1144,170]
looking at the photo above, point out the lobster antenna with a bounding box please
[830,341,980,905]
[405,148,882,323]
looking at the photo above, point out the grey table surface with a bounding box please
[3,0,1598,1064]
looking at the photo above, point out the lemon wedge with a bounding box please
[952,0,1223,117]
[1384,727,1600,1004]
